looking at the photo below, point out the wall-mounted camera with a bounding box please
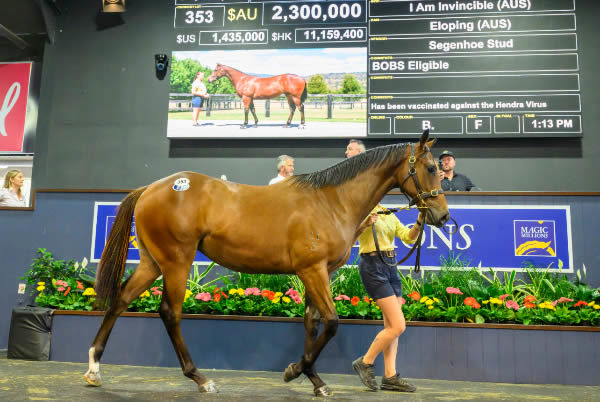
[155,54,169,80]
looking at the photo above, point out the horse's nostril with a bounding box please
[441,213,450,224]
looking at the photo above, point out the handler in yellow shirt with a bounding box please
[352,204,423,392]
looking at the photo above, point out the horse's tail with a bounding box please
[94,186,147,309]
[300,80,308,107]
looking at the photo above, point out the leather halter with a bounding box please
[371,143,445,273]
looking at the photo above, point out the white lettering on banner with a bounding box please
[0,82,20,137]
[399,223,473,250]
[520,226,549,239]
[456,224,474,250]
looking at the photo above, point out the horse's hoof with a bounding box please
[298,124,306,130]
[198,380,218,393]
[84,371,102,387]
[314,385,332,397]
[240,125,247,129]
[283,363,301,382]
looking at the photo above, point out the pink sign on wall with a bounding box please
[0,62,32,152]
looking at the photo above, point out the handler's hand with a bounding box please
[366,213,378,225]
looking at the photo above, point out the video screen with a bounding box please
[169,0,582,139]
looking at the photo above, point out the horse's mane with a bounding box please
[290,143,410,189]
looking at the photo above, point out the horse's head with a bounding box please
[207,63,226,83]
[395,130,450,227]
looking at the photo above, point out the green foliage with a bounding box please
[307,74,330,94]
[169,56,235,95]
[340,74,362,94]
[28,249,600,325]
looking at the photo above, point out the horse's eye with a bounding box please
[427,166,436,174]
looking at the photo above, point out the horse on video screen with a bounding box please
[84,130,449,397]
[207,63,307,128]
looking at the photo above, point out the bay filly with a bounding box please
[85,130,449,396]
[207,63,307,128]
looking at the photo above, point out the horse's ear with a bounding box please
[419,129,430,146]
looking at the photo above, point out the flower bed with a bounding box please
[23,249,600,326]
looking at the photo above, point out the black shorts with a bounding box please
[358,254,402,300]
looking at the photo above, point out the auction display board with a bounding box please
[170,0,581,139]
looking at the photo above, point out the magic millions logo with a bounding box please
[513,220,556,257]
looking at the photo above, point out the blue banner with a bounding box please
[92,202,572,272]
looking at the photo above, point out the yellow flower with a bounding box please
[272,297,281,304]
[482,300,489,304]
[433,297,440,303]
[588,301,596,307]
[237,288,245,296]
[490,298,503,305]
[425,299,434,306]
[538,302,556,311]
[428,305,434,310]
[36,285,45,291]
[184,289,193,300]
[140,290,150,298]
[593,305,600,310]
[83,288,96,296]
[375,305,380,310]
[275,292,283,297]
[419,296,430,303]
[371,301,377,306]
[282,296,291,304]
[37,282,45,286]
[229,288,238,295]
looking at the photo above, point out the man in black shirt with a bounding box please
[439,150,476,191]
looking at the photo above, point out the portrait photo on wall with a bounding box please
[167,48,367,139]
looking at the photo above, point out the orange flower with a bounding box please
[573,300,588,308]
[407,291,421,301]
[76,281,84,290]
[524,301,536,308]
[363,296,370,303]
[267,291,275,301]
[214,293,221,302]
[64,286,71,296]
[351,296,360,306]
[261,289,270,298]
[464,297,481,309]
[524,295,536,303]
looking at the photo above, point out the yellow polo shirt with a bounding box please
[358,205,416,254]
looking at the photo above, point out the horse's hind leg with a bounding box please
[241,96,252,128]
[284,266,338,396]
[285,96,296,127]
[85,254,160,386]
[158,258,216,392]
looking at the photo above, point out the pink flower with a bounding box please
[334,294,350,301]
[57,286,65,291]
[556,297,573,304]
[446,287,463,295]
[499,294,509,301]
[505,300,519,311]
[400,297,406,305]
[244,287,261,296]
[293,296,302,304]
[551,301,558,307]
[195,292,212,302]
[285,288,299,297]
[151,286,162,296]
[55,280,67,287]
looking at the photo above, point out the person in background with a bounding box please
[347,144,420,393]
[345,139,366,158]
[191,71,209,127]
[0,169,27,207]
[268,155,294,185]
[439,150,476,191]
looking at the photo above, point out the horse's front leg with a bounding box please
[285,96,296,127]
[249,100,258,127]
[284,266,338,396]
[241,96,252,128]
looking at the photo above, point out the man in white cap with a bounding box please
[439,150,476,191]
